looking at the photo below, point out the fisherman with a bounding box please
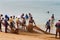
[45,20,51,33]
[4,15,9,33]
[21,17,26,31]
[55,20,60,38]
[27,17,36,32]
[0,14,3,32]
[25,14,29,19]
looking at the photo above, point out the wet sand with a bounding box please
[0,32,59,40]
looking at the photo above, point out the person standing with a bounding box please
[16,17,21,29]
[4,15,9,33]
[21,13,24,19]
[27,17,36,32]
[55,20,60,38]
[9,16,15,30]
[29,13,32,18]
[46,20,51,33]
[0,14,3,32]
[25,14,29,19]
[21,17,26,31]
[50,14,55,28]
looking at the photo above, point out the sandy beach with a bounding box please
[0,24,59,40]
[0,31,59,40]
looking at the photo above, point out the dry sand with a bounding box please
[0,32,59,40]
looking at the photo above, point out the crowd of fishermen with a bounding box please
[0,13,35,33]
[0,13,42,34]
[0,13,60,38]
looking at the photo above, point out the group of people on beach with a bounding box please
[0,13,60,38]
[45,14,60,38]
[0,13,42,34]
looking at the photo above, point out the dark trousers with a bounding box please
[46,26,50,33]
[5,25,8,33]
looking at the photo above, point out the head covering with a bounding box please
[5,15,9,21]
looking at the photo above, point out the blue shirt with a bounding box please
[46,21,50,26]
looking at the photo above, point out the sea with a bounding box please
[0,0,60,34]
